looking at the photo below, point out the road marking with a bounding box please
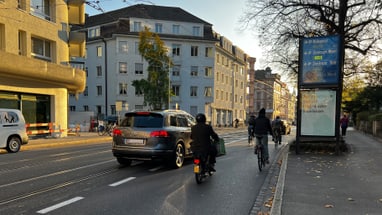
[36,196,84,214]
[109,177,136,187]
[149,165,164,172]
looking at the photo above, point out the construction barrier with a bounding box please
[25,122,64,137]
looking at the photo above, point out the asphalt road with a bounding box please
[0,129,293,215]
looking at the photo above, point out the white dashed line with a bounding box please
[109,177,136,187]
[149,165,164,172]
[37,196,84,214]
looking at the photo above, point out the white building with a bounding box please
[70,4,249,126]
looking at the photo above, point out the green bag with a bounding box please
[215,138,226,156]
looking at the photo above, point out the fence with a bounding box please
[357,120,382,138]
[25,122,64,137]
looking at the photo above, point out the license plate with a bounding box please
[124,139,145,145]
[194,165,200,173]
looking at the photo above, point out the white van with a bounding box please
[0,108,29,153]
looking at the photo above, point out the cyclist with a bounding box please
[247,115,256,145]
[253,108,273,164]
[271,116,283,145]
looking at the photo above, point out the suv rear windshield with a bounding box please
[120,113,163,128]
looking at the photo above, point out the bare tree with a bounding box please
[241,0,382,78]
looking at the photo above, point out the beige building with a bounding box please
[0,0,86,136]
[212,33,248,127]
[253,67,296,122]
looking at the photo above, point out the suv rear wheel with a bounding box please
[6,136,21,153]
[172,143,185,168]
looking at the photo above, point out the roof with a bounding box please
[85,4,212,27]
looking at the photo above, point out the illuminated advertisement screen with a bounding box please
[300,35,341,86]
[300,89,336,136]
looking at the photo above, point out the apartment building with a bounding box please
[254,67,296,122]
[0,0,86,136]
[69,4,249,126]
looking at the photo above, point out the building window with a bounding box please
[133,21,141,32]
[96,105,102,114]
[88,27,100,38]
[97,46,102,57]
[30,0,51,21]
[18,30,27,56]
[97,86,102,96]
[135,63,143,75]
[119,62,127,74]
[135,88,143,96]
[83,86,88,96]
[31,37,51,62]
[96,66,102,76]
[205,67,212,77]
[18,0,26,10]
[191,46,198,56]
[83,105,89,111]
[155,23,163,33]
[119,83,127,95]
[119,41,128,53]
[172,85,180,96]
[135,42,139,54]
[172,65,180,76]
[192,26,200,36]
[69,106,76,112]
[172,25,180,34]
[191,66,198,76]
[205,47,213,57]
[190,86,197,97]
[172,44,181,56]
[204,87,212,97]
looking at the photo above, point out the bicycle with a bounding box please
[98,123,115,136]
[254,135,266,172]
[248,126,254,146]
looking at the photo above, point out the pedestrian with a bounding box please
[340,114,349,136]
[191,113,220,172]
[234,118,239,128]
[271,116,283,144]
[253,108,273,163]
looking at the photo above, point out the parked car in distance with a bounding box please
[281,120,291,135]
[0,108,29,153]
[112,110,196,168]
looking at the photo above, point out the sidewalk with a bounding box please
[272,129,382,215]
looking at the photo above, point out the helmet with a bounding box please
[195,113,206,123]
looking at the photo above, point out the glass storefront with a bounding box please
[0,91,50,123]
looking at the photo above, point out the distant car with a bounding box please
[281,120,291,135]
[112,110,196,168]
[0,108,29,153]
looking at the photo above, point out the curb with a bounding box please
[22,136,112,150]
[270,144,289,215]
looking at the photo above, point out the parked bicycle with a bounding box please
[254,135,266,172]
[98,123,115,136]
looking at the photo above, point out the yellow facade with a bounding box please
[0,0,86,137]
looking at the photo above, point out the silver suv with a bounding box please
[112,110,196,168]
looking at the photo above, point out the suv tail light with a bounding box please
[113,128,122,136]
[150,130,169,137]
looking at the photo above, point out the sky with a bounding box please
[85,0,265,67]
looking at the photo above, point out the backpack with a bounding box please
[274,119,282,129]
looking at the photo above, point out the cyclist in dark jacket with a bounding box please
[191,113,219,171]
[253,108,273,163]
